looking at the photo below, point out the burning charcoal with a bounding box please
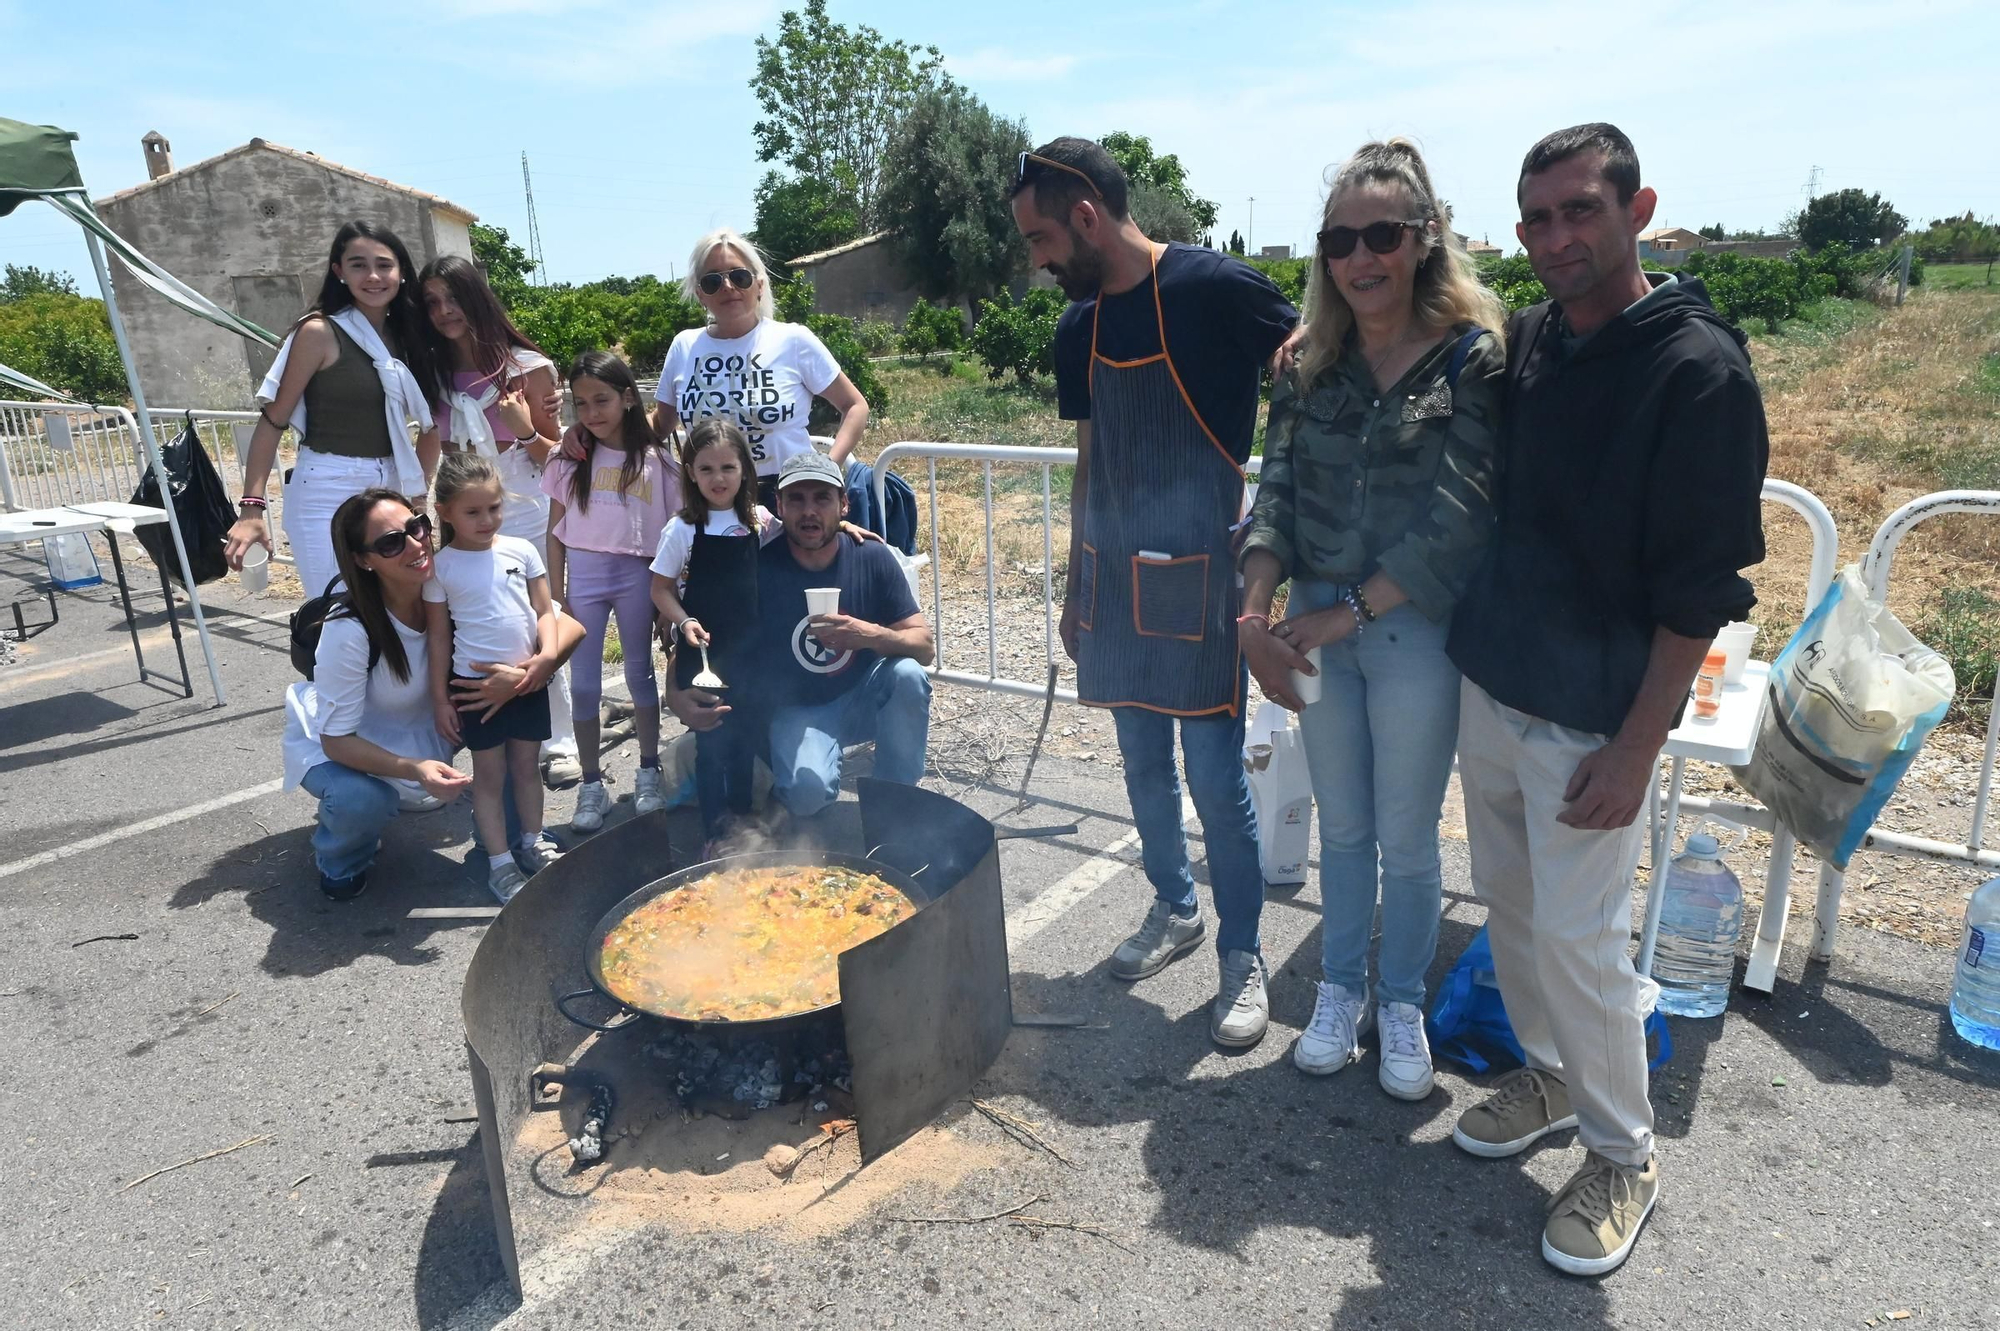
[566,1080,614,1167]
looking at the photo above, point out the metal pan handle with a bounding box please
[555,987,642,1033]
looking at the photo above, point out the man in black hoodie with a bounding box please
[1445,124,1768,1276]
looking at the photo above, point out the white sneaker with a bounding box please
[570,779,611,832]
[541,749,582,790]
[633,766,666,815]
[395,782,443,813]
[1109,900,1206,980]
[488,860,528,904]
[1293,981,1371,1075]
[1376,1000,1435,1100]
[1212,949,1269,1048]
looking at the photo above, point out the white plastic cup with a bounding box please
[1715,621,1759,685]
[239,544,270,594]
[805,587,840,618]
[1292,644,1324,707]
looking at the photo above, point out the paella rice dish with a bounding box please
[598,865,919,1021]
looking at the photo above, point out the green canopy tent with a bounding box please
[0,117,269,704]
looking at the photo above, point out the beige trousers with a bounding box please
[1458,678,1655,1166]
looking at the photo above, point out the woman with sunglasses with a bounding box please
[653,228,870,510]
[280,491,468,900]
[1237,139,1507,1099]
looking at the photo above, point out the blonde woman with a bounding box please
[651,229,870,510]
[1238,139,1507,1099]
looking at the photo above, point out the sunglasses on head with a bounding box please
[697,267,756,295]
[1318,220,1426,259]
[1016,151,1102,197]
[356,512,432,560]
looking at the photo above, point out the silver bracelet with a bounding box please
[1342,591,1367,640]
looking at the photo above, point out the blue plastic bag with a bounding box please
[1428,926,1673,1073]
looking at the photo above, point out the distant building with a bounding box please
[95,133,476,405]
[786,231,1054,324]
[1638,226,1706,252]
[1258,244,1294,261]
[1637,226,1797,267]
[1462,236,1504,258]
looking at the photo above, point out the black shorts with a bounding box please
[454,677,552,752]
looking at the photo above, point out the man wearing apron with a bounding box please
[1012,139,1298,1048]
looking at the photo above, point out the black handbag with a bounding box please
[131,412,235,587]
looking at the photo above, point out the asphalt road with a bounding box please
[2,566,1996,1330]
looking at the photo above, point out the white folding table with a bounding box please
[1635,662,1774,980]
[0,501,194,697]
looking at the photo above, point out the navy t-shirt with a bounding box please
[1055,243,1297,463]
[757,537,920,709]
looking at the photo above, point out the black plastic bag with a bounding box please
[131,412,234,587]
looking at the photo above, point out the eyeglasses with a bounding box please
[697,268,756,295]
[356,513,432,559]
[1016,151,1102,197]
[1317,221,1426,259]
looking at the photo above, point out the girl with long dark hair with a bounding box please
[226,221,443,599]
[417,254,583,788]
[540,350,679,830]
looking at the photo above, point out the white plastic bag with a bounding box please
[1243,702,1313,884]
[1733,565,1954,870]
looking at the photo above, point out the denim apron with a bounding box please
[671,524,760,691]
[1075,246,1245,717]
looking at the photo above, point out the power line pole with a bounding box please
[521,151,547,285]
[1248,196,1255,255]
[1802,164,1821,200]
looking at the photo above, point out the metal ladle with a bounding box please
[691,642,725,690]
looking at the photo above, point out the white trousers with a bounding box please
[283,449,394,599]
[1457,678,1655,1166]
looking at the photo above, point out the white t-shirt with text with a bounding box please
[657,320,841,475]
[421,535,546,678]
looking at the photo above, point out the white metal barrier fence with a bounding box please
[874,441,1998,968]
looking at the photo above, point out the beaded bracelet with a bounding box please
[1342,591,1368,640]
[1351,585,1378,623]
[237,495,268,510]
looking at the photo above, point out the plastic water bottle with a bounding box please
[1950,876,2000,1050]
[1652,833,1745,1018]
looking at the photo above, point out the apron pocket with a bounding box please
[1132,553,1208,641]
[1077,543,1098,631]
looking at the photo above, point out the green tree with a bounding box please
[1099,131,1218,237]
[1791,189,1908,252]
[1911,212,2000,265]
[752,170,862,265]
[1128,182,1199,244]
[0,293,125,400]
[1698,223,1726,241]
[968,287,1065,385]
[1227,229,1245,255]
[750,0,950,228]
[470,223,536,304]
[878,85,1030,311]
[509,287,617,371]
[802,312,889,417]
[899,299,965,372]
[0,264,79,302]
[617,277,705,374]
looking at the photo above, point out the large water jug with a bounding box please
[1950,876,2000,1050]
[1652,831,1745,1018]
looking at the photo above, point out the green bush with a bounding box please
[852,317,898,357]
[0,293,126,401]
[1241,254,1310,308]
[804,313,890,419]
[899,299,965,366]
[618,278,704,375]
[510,287,621,371]
[774,275,815,323]
[1477,254,1548,311]
[969,287,1065,384]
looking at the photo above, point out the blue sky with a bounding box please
[5,0,1997,289]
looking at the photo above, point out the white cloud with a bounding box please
[945,48,1079,82]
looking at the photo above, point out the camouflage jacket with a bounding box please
[1242,325,1505,622]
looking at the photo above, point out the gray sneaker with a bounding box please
[541,749,583,791]
[513,833,564,875]
[1212,948,1269,1048]
[1452,1067,1579,1158]
[570,779,611,832]
[487,859,528,904]
[1109,900,1205,980]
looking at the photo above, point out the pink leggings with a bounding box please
[564,548,658,720]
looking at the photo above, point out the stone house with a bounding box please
[94,133,475,406]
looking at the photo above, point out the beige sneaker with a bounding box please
[1451,1067,1578,1158]
[1542,1152,1660,1276]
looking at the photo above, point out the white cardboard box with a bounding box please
[1244,702,1312,885]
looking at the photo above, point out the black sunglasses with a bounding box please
[1015,151,1102,197]
[1318,220,1426,259]
[356,512,432,559]
[697,267,756,295]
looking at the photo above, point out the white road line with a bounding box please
[1003,796,1192,946]
[0,777,284,881]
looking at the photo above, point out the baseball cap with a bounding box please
[775,451,844,491]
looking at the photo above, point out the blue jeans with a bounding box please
[1291,579,1463,1006]
[1109,685,1264,957]
[300,760,400,882]
[769,657,932,817]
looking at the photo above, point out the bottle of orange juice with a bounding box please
[1693,649,1726,722]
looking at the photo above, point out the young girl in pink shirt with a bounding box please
[540,351,679,830]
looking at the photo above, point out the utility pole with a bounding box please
[521,151,547,285]
[1802,164,1821,201]
[1248,196,1255,255]
[1896,243,1913,306]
